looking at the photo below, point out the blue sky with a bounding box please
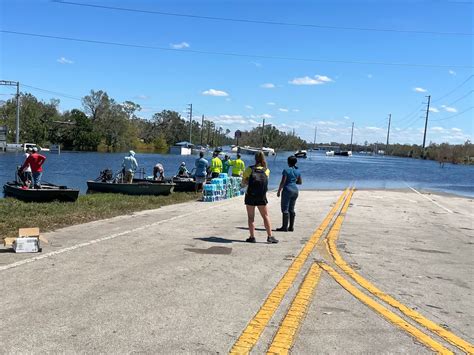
[1,0,472,145]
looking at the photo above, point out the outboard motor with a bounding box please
[99,169,114,182]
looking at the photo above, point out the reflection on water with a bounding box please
[1,151,473,197]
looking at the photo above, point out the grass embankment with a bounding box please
[0,192,199,240]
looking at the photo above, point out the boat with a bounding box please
[3,181,79,202]
[237,146,276,156]
[326,151,335,156]
[294,150,307,158]
[87,180,174,195]
[334,151,353,157]
[133,177,199,192]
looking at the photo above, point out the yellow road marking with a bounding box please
[319,262,454,355]
[267,264,322,355]
[326,189,474,354]
[229,189,349,354]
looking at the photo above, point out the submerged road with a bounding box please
[1,190,473,353]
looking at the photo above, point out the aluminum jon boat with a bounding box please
[87,180,175,196]
[3,182,80,202]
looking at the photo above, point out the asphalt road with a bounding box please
[1,189,472,353]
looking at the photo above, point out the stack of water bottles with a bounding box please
[202,173,244,202]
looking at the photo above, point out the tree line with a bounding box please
[0,90,309,153]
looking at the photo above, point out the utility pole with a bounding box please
[422,95,431,157]
[261,118,265,148]
[207,121,211,146]
[200,114,204,146]
[0,80,20,143]
[386,114,391,154]
[187,103,193,144]
[350,122,354,152]
[313,126,317,149]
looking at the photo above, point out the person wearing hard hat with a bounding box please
[121,150,138,183]
[229,154,245,177]
[210,152,223,178]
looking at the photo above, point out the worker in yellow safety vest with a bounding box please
[229,154,246,177]
[210,152,223,178]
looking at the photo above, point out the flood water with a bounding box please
[1,151,473,198]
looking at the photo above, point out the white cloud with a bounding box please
[202,89,229,97]
[292,109,300,112]
[245,105,254,110]
[441,105,457,113]
[225,98,232,102]
[57,57,74,64]
[317,120,339,126]
[431,126,445,132]
[413,87,427,93]
[344,115,350,120]
[367,74,373,79]
[451,127,462,132]
[429,107,439,113]
[267,102,276,106]
[278,108,289,112]
[170,42,190,49]
[251,62,262,68]
[134,94,149,100]
[260,83,275,89]
[289,74,333,86]
[448,70,456,76]
[260,113,272,119]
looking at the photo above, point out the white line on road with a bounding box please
[407,185,453,214]
[0,200,234,272]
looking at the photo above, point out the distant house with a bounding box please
[0,125,6,151]
[169,141,194,155]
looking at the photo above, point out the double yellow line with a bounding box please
[230,188,350,354]
[231,188,473,354]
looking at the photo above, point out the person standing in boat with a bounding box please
[121,150,138,183]
[194,151,209,191]
[21,147,33,185]
[276,155,302,232]
[153,163,165,181]
[242,151,278,244]
[20,147,46,189]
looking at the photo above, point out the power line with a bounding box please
[21,84,82,101]
[432,75,474,102]
[52,0,474,36]
[1,30,473,69]
[444,90,473,106]
[431,106,473,121]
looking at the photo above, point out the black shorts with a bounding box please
[245,193,268,206]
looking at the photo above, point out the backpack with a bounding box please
[247,166,268,197]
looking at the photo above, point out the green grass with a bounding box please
[0,192,199,240]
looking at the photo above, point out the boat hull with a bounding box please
[133,178,198,192]
[87,180,174,195]
[3,182,79,202]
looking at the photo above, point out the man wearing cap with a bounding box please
[121,150,138,183]
[229,154,246,177]
[20,147,46,189]
[177,162,190,178]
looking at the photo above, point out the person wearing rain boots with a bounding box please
[276,155,302,232]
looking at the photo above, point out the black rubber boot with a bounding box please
[276,213,289,232]
[288,213,296,232]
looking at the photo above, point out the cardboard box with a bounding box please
[13,237,40,253]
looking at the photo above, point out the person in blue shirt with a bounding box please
[194,151,209,190]
[276,155,302,232]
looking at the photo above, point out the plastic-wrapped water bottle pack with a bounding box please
[202,173,244,202]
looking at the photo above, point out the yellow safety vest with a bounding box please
[210,157,223,173]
